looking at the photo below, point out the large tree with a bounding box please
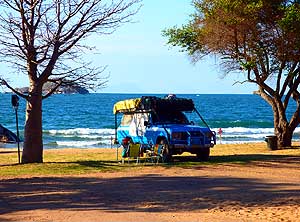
[163,0,300,148]
[0,0,141,163]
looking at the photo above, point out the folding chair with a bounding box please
[122,143,141,164]
[151,144,164,163]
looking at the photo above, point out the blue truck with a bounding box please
[113,95,216,162]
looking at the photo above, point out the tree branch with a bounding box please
[0,78,28,99]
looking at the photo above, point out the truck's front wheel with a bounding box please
[196,148,210,161]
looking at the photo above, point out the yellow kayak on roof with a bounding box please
[113,98,142,114]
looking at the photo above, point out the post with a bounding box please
[218,128,223,144]
[15,108,20,163]
[114,114,118,143]
[116,145,119,162]
[11,95,20,164]
[114,114,118,161]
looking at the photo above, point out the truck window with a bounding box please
[153,111,189,124]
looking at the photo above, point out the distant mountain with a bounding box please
[16,83,89,95]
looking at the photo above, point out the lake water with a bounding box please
[1,93,299,148]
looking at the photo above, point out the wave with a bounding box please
[211,127,275,134]
[46,127,280,136]
[46,128,115,136]
[213,126,299,135]
[45,139,114,148]
[216,140,261,145]
[56,141,107,147]
[43,128,116,148]
[208,120,273,128]
[42,127,300,148]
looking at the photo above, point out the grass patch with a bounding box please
[0,148,129,177]
[0,143,299,177]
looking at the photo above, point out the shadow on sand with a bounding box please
[0,160,299,218]
[0,152,299,221]
[0,175,299,214]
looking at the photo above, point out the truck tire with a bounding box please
[196,148,210,161]
[158,139,171,162]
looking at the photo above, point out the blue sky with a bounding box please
[96,0,257,94]
[1,0,258,94]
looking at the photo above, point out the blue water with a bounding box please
[0,93,299,148]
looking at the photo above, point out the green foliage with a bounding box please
[239,61,256,71]
[162,1,300,148]
[163,0,300,74]
[279,4,300,32]
[162,24,201,55]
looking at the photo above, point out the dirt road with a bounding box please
[0,157,300,222]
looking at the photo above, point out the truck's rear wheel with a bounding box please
[196,148,210,161]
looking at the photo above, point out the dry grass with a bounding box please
[0,143,299,177]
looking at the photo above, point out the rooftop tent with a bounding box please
[0,124,20,143]
[113,95,195,114]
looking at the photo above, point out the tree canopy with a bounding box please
[163,0,300,147]
[0,0,141,163]
[0,0,141,96]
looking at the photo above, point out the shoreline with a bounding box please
[1,141,299,149]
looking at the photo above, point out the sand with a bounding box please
[0,146,299,222]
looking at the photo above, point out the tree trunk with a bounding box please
[260,92,296,149]
[273,102,293,148]
[274,123,293,148]
[21,87,43,163]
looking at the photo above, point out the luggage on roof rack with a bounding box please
[140,96,195,112]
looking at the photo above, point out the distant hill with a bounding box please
[16,83,89,95]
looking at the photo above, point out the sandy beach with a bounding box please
[0,144,300,222]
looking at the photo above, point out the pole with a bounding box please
[114,114,118,143]
[11,95,20,164]
[218,128,223,144]
[114,114,118,161]
[194,108,210,129]
[15,108,20,164]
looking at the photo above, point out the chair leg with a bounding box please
[136,157,140,164]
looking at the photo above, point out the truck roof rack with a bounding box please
[113,95,195,114]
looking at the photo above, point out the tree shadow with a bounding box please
[71,153,299,168]
[0,173,299,216]
[283,145,300,149]
[1,152,299,220]
[170,153,297,165]
[49,153,300,171]
[0,151,18,155]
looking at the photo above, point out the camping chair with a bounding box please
[122,143,141,164]
[150,144,164,163]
